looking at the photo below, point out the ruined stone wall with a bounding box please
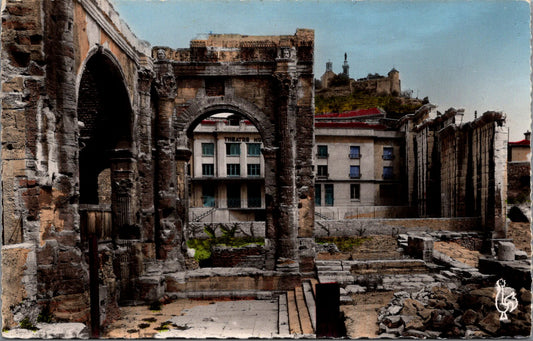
[1,0,154,330]
[314,217,482,237]
[508,162,530,204]
[407,110,507,236]
[1,0,90,328]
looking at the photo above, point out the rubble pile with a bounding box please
[377,284,531,338]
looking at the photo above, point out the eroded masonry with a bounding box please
[1,0,511,335]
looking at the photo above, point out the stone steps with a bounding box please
[282,280,317,336]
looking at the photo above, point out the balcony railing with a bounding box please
[349,153,361,159]
[316,173,329,179]
[316,153,329,159]
[382,173,394,179]
[382,154,395,160]
[349,173,361,179]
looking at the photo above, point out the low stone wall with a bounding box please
[187,222,266,239]
[164,268,302,293]
[314,217,482,237]
[316,206,415,220]
[211,245,265,268]
[188,217,482,239]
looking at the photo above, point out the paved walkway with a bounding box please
[154,300,283,338]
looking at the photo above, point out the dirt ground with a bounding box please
[434,241,481,267]
[341,291,394,338]
[102,299,213,338]
[507,221,531,256]
[317,235,402,261]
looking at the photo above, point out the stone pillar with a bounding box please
[262,147,278,270]
[175,131,192,259]
[109,149,138,239]
[137,68,156,244]
[153,63,184,270]
[273,70,299,271]
[492,120,508,238]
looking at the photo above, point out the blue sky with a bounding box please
[111,0,531,141]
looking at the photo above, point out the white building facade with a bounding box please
[189,110,411,223]
[189,117,265,223]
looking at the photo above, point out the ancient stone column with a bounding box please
[175,131,192,258]
[153,63,183,269]
[262,147,279,270]
[273,70,299,271]
[137,68,156,243]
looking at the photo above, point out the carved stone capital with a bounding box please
[137,68,155,94]
[154,72,177,99]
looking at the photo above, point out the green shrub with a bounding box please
[19,318,38,331]
[186,237,264,262]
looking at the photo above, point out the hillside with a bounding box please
[315,86,427,119]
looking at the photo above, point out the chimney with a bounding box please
[524,131,531,141]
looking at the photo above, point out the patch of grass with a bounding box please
[2,327,10,333]
[187,237,264,261]
[155,321,172,332]
[19,318,38,331]
[138,323,150,329]
[315,237,371,252]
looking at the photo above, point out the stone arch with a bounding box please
[77,49,135,206]
[179,95,276,149]
[76,46,133,104]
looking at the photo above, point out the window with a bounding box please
[317,165,328,178]
[247,184,261,208]
[202,143,214,156]
[350,184,360,200]
[315,184,321,206]
[349,146,361,159]
[202,164,214,176]
[349,165,360,178]
[325,184,334,206]
[383,166,393,179]
[317,145,328,158]
[226,143,240,156]
[383,147,394,160]
[227,164,240,176]
[247,164,261,176]
[247,143,261,156]
[227,184,241,208]
[202,185,215,207]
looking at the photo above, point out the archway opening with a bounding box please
[76,51,134,335]
[189,111,267,223]
[185,110,268,267]
[78,53,133,208]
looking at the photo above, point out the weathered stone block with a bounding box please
[497,241,516,261]
[1,243,38,328]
